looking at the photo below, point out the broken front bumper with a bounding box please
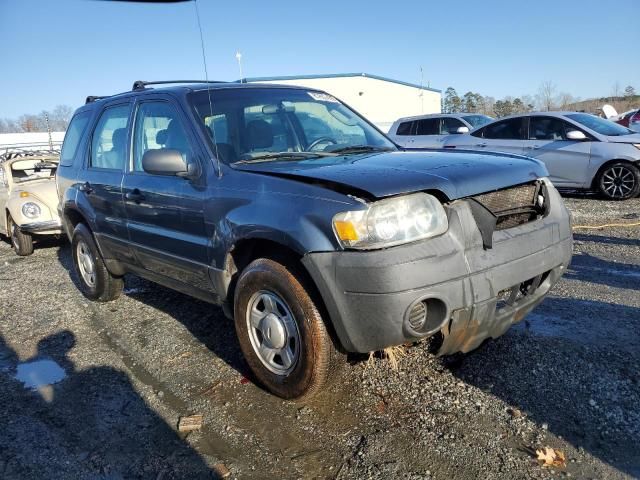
[19,219,62,235]
[302,180,573,354]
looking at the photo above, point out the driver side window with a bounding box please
[133,101,193,172]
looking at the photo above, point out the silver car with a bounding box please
[442,112,640,200]
[388,113,494,149]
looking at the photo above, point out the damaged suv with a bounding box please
[56,81,572,400]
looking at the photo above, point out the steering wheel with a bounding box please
[307,137,337,152]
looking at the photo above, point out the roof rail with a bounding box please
[85,95,108,104]
[132,80,227,91]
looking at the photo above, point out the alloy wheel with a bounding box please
[601,166,637,199]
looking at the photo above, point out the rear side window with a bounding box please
[60,111,91,166]
[415,118,439,135]
[90,104,132,170]
[482,118,524,140]
[395,121,414,135]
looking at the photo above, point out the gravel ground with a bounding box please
[0,195,638,479]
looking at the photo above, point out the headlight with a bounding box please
[22,202,41,219]
[632,144,640,150]
[333,193,448,249]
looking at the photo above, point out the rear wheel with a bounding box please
[9,218,33,256]
[234,258,342,401]
[71,223,123,302]
[596,162,640,200]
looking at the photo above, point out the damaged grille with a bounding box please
[471,181,542,230]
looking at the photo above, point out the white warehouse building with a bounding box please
[244,73,441,132]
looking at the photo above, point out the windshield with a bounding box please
[566,113,634,136]
[462,114,493,128]
[189,88,396,163]
[10,159,58,183]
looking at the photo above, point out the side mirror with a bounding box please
[566,130,587,141]
[456,126,470,134]
[142,149,190,176]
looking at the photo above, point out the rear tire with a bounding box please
[71,223,123,302]
[9,218,34,256]
[596,162,640,200]
[234,258,342,401]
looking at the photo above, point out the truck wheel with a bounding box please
[597,162,640,200]
[9,218,34,256]
[234,258,341,401]
[71,223,123,302]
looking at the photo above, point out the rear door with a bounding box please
[411,118,441,148]
[524,115,592,187]
[81,102,133,262]
[123,97,212,291]
[389,120,415,147]
[472,117,526,155]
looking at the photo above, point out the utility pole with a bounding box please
[419,66,424,113]
[44,112,53,150]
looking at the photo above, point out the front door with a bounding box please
[470,117,526,155]
[525,116,592,187]
[123,98,211,291]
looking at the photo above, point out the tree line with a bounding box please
[0,105,74,133]
[442,81,637,118]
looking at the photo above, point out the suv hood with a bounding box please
[233,150,548,200]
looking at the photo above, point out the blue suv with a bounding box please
[56,81,572,399]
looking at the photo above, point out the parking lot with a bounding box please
[0,194,638,479]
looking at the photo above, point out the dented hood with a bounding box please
[233,150,548,200]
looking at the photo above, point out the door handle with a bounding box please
[476,143,487,147]
[79,182,93,194]
[527,145,541,150]
[125,189,145,203]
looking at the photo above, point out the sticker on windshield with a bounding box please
[308,92,340,103]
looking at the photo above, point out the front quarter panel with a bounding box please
[205,169,360,270]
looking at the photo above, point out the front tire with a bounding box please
[234,258,341,401]
[71,223,123,302]
[9,218,34,256]
[596,162,640,200]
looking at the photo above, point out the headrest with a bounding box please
[245,120,273,149]
[156,128,168,145]
[111,128,127,149]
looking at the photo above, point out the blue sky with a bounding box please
[0,0,638,118]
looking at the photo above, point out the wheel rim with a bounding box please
[246,290,301,376]
[76,240,96,287]
[602,166,636,199]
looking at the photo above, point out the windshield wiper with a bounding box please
[232,151,336,164]
[328,145,395,155]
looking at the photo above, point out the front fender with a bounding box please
[6,194,55,227]
[205,189,353,272]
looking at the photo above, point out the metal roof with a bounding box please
[242,73,441,93]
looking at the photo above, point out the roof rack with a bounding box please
[86,95,108,104]
[132,80,227,91]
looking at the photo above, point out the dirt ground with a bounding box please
[0,194,638,479]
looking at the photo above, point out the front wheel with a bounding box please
[234,258,342,401]
[596,162,640,200]
[9,218,33,256]
[71,223,123,302]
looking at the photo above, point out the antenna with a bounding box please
[193,0,222,177]
[235,51,244,83]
